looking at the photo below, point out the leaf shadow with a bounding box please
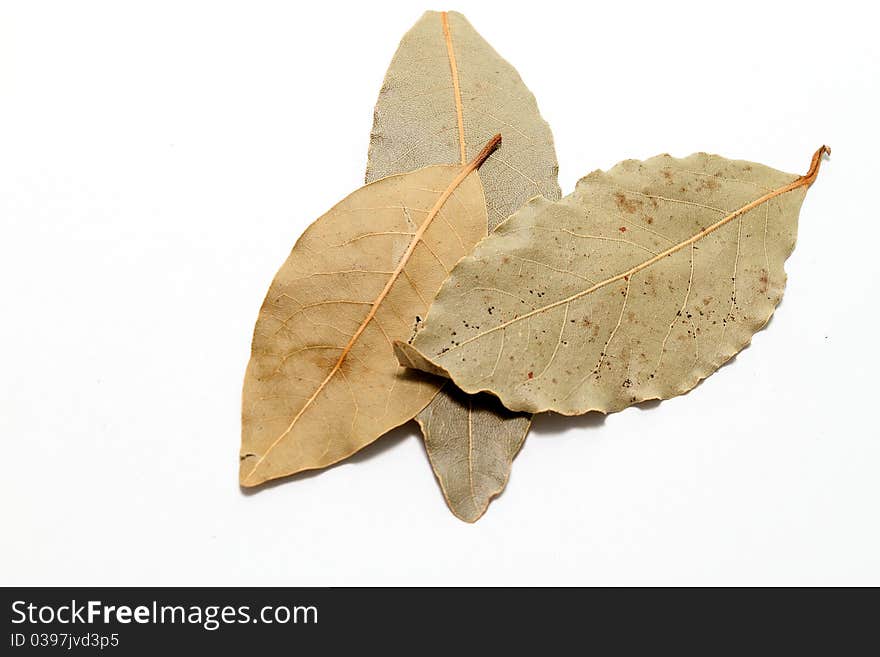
[529,409,607,437]
[239,421,419,495]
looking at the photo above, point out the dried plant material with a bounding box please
[419,391,529,522]
[367,10,561,229]
[395,147,829,415]
[240,136,500,487]
[416,387,529,523]
[367,10,558,520]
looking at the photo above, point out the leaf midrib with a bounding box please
[441,11,467,166]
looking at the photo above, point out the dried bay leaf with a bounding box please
[367,10,555,520]
[367,10,561,226]
[240,137,499,487]
[417,387,528,523]
[395,147,829,415]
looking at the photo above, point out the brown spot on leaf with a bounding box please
[696,177,721,192]
[614,192,641,214]
[527,371,534,379]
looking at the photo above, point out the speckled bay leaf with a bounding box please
[240,137,498,487]
[367,10,557,520]
[395,147,829,415]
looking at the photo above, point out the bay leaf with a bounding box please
[367,10,555,520]
[416,387,528,523]
[395,147,829,415]
[367,10,561,227]
[240,136,499,487]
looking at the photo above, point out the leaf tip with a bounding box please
[394,340,450,379]
[239,453,263,487]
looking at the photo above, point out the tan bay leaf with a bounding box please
[367,10,555,520]
[395,147,829,415]
[240,136,499,487]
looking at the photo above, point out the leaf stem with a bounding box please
[798,145,831,188]
[472,134,502,170]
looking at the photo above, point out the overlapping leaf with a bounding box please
[240,145,496,487]
[416,387,528,523]
[367,10,557,520]
[396,147,828,415]
[367,10,560,226]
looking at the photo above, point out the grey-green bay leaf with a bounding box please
[416,387,528,523]
[395,147,829,415]
[367,11,561,229]
[367,10,558,520]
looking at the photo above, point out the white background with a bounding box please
[2,0,878,586]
